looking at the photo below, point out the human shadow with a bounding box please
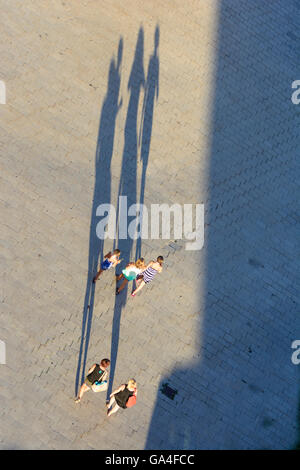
[293,388,300,449]
[135,25,159,260]
[75,38,123,395]
[106,27,145,398]
[145,1,300,449]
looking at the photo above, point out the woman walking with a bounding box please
[131,256,163,297]
[75,358,110,403]
[107,379,137,417]
[116,258,146,295]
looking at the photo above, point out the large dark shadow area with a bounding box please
[145,0,300,449]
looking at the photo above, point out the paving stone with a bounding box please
[1,0,300,451]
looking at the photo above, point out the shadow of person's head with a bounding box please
[154,24,159,53]
[117,37,123,71]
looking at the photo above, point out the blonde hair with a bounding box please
[128,378,137,388]
[135,258,145,269]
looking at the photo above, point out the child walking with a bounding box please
[93,249,121,283]
[116,258,146,295]
[131,256,164,297]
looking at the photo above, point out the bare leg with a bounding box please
[117,278,128,293]
[107,403,120,417]
[75,383,90,403]
[132,280,146,296]
[106,395,116,409]
[93,269,104,283]
[106,395,120,416]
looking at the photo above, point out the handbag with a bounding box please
[91,369,108,393]
[92,380,108,393]
[126,389,137,408]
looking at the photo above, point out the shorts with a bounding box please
[84,377,93,388]
[101,259,113,271]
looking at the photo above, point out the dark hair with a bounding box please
[113,249,121,255]
[157,256,164,264]
[101,358,110,368]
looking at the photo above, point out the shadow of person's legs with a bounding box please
[107,27,145,397]
[75,38,123,396]
[135,26,159,261]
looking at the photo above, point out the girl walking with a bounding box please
[93,249,121,283]
[116,258,146,295]
[131,256,163,297]
[107,379,137,417]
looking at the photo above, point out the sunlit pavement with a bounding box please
[1,0,300,449]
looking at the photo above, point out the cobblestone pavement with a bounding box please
[0,0,300,450]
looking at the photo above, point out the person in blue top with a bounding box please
[93,249,121,283]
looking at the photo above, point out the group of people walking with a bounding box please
[75,250,164,416]
[93,249,164,297]
[75,358,137,417]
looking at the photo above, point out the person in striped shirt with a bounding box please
[131,256,164,297]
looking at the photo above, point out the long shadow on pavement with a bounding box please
[75,38,123,396]
[106,27,145,397]
[135,26,159,260]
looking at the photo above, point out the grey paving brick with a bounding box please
[1,0,300,451]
